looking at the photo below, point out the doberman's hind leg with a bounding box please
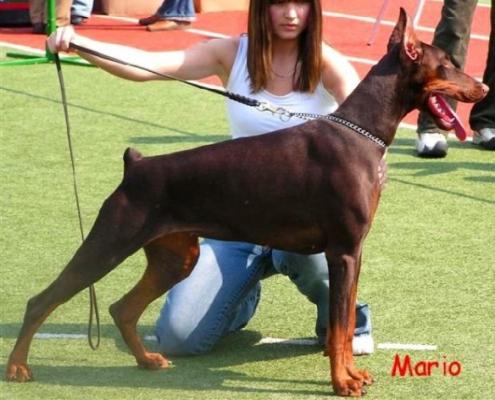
[5,229,142,382]
[5,190,152,382]
[325,249,371,397]
[109,233,199,370]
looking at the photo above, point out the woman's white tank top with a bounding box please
[226,35,338,139]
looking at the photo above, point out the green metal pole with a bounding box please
[0,0,91,67]
[46,0,57,61]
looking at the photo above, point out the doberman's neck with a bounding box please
[335,49,413,147]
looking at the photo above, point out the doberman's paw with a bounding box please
[360,370,374,386]
[137,352,170,370]
[347,366,374,386]
[5,362,33,383]
[333,378,366,397]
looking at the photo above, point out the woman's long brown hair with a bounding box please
[247,0,323,93]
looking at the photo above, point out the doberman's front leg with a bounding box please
[342,187,380,387]
[109,233,199,370]
[343,254,374,386]
[325,250,370,397]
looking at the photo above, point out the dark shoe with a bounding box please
[146,20,191,32]
[71,16,88,25]
[139,14,163,26]
[32,22,46,34]
[473,128,495,150]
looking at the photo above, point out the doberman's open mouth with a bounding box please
[427,93,467,141]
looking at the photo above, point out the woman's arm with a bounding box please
[47,26,238,84]
[321,43,360,104]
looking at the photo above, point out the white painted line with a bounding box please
[96,15,229,39]
[34,333,437,352]
[322,11,489,42]
[378,342,437,351]
[99,11,489,42]
[257,338,438,351]
[96,15,139,23]
[256,337,319,346]
[323,10,391,25]
[34,333,87,339]
[187,28,230,39]
[0,41,45,55]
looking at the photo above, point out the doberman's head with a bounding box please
[388,8,488,140]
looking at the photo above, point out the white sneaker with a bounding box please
[352,334,374,356]
[473,128,495,150]
[416,132,448,157]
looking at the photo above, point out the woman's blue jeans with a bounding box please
[71,0,94,18]
[155,239,372,355]
[156,0,196,20]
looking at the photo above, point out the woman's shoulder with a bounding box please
[321,42,349,65]
[207,36,241,56]
[320,42,359,103]
[206,36,242,71]
[321,42,358,78]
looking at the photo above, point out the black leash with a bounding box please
[69,43,261,108]
[68,43,307,121]
[53,52,101,351]
[69,43,386,149]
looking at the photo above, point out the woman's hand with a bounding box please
[47,26,76,53]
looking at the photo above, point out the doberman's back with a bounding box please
[120,119,381,253]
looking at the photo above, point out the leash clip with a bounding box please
[257,102,292,122]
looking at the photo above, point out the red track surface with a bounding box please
[1,0,490,133]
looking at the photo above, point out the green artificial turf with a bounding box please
[1,52,494,399]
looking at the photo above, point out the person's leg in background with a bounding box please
[470,0,495,150]
[139,0,196,32]
[70,0,94,25]
[29,0,72,33]
[29,0,46,33]
[56,0,72,27]
[416,0,477,157]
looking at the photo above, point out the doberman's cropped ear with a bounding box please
[387,8,407,52]
[388,8,423,63]
[402,12,422,62]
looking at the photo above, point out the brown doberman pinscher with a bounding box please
[6,9,487,396]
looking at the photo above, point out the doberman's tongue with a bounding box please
[428,94,467,141]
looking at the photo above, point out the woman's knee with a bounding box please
[272,251,327,276]
[155,314,214,356]
[271,250,329,300]
[154,239,268,356]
